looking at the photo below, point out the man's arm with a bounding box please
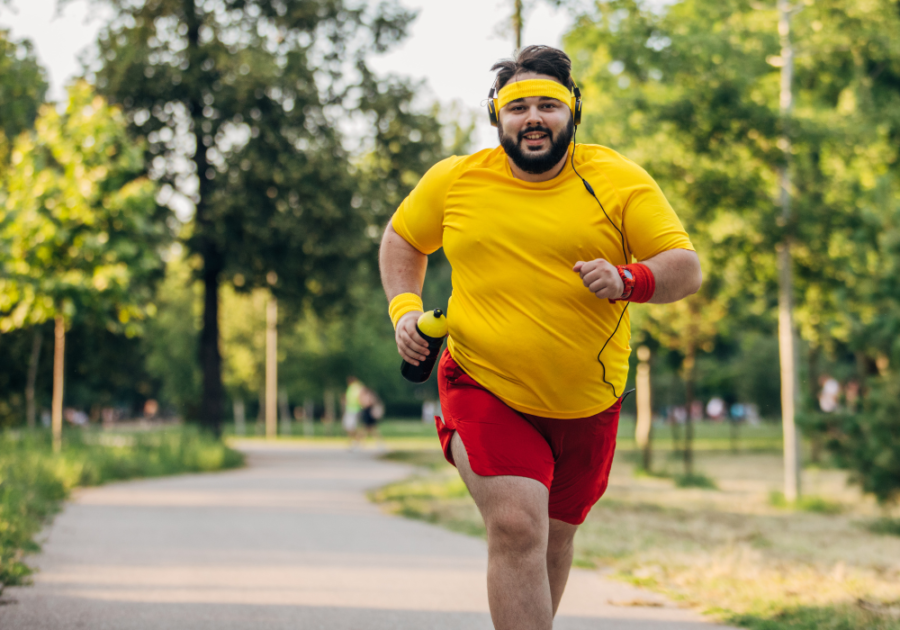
[640,248,702,303]
[379,222,431,365]
[573,248,702,304]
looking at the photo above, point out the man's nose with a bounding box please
[524,105,544,125]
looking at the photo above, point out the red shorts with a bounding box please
[436,350,620,525]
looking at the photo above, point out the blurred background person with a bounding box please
[342,375,364,447]
[359,386,385,449]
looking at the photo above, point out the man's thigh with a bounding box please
[450,431,548,525]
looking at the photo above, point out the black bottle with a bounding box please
[401,309,449,383]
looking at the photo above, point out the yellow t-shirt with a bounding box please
[391,143,694,418]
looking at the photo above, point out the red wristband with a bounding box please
[609,263,655,303]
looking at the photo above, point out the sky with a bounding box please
[0,0,578,151]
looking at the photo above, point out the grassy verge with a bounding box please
[370,448,900,630]
[0,427,243,587]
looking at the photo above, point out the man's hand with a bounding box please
[573,259,624,300]
[395,311,429,366]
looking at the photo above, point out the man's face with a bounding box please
[497,72,575,175]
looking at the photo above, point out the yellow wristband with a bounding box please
[389,293,423,330]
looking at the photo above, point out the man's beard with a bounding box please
[499,117,574,175]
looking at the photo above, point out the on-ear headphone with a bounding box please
[487,79,583,127]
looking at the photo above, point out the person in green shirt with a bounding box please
[342,376,365,440]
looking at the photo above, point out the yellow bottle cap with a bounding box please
[417,309,448,338]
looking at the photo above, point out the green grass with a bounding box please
[380,449,448,470]
[616,418,785,452]
[727,604,900,630]
[223,418,438,439]
[769,491,845,514]
[0,426,243,587]
[866,518,900,537]
[674,472,718,489]
[370,447,900,630]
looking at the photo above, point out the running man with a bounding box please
[379,45,701,630]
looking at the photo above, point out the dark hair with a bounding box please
[490,45,574,92]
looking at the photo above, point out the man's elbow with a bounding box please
[687,256,702,296]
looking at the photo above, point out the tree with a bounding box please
[90,0,428,435]
[0,29,49,428]
[564,0,900,491]
[0,81,167,448]
[644,291,725,479]
[143,250,203,418]
[0,30,47,162]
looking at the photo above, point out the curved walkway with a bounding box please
[0,443,739,629]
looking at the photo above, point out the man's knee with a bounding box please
[546,520,577,559]
[486,506,546,556]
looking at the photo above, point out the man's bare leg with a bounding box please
[450,432,553,630]
[547,518,578,615]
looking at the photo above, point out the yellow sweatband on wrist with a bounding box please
[497,79,576,111]
[389,293,423,330]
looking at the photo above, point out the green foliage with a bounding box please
[91,0,464,429]
[0,81,168,332]
[0,427,243,585]
[801,376,900,505]
[564,0,900,496]
[0,317,167,427]
[0,30,47,159]
[566,0,900,360]
[768,491,844,515]
[865,518,900,538]
[142,253,203,416]
[674,472,718,489]
[727,604,900,630]
[91,0,418,295]
[379,448,447,470]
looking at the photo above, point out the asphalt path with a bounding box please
[0,442,740,629]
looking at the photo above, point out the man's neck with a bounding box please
[507,149,570,183]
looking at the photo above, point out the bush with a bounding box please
[0,427,243,585]
[674,472,718,489]
[866,518,900,537]
[799,377,900,505]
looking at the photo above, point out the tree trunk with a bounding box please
[26,327,43,430]
[303,397,315,437]
[278,389,291,436]
[187,0,223,437]
[257,386,265,435]
[776,0,801,503]
[513,0,523,51]
[324,388,336,436]
[266,296,278,439]
[635,346,653,472]
[52,315,65,452]
[807,345,822,464]
[683,346,696,478]
[199,260,224,436]
[670,411,682,455]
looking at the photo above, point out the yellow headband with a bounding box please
[496,79,575,111]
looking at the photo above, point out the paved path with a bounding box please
[1,443,739,629]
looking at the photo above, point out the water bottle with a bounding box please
[401,309,449,383]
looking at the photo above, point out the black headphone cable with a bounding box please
[570,126,634,400]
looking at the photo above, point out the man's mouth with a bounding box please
[521,130,550,148]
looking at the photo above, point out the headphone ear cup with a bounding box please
[574,99,583,126]
[488,100,499,127]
